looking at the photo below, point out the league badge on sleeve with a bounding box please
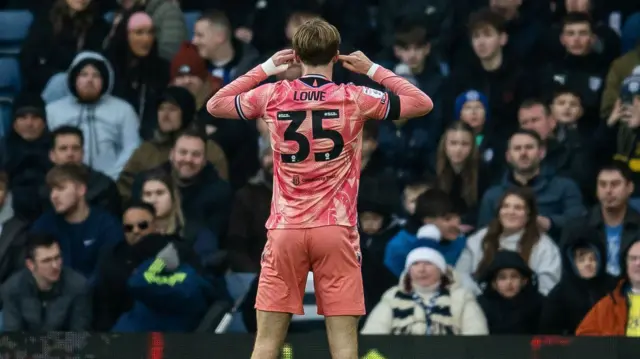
[363,87,384,99]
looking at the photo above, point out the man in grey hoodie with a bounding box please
[45,51,141,180]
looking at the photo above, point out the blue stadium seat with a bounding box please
[104,11,115,25]
[0,99,12,138]
[0,57,21,98]
[184,11,201,42]
[225,272,255,301]
[622,12,640,55]
[0,10,33,55]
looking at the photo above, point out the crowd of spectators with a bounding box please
[0,0,640,336]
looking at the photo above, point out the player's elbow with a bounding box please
[206,95,223,117]
[418,93,434,117]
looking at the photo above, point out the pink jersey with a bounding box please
[207,63,432,230]
[237,75,400,229]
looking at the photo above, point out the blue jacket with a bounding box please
[112,258,212,332]
[384,227,466,277]
[32,207,123,281]
[477,171,586,239]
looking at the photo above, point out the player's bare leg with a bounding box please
[250,310,292,359]
[325,315,360,359]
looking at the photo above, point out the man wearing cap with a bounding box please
[0,92,53,221]
[170,42,222,118]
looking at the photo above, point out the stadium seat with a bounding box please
[104,11,115,25]
[622,12,640,55]
[0,10,33,55]
[0,98,12,138]
[196,300,232,332]
[184,11,201,42]
[225,272,256,301]
[0,57,21,98]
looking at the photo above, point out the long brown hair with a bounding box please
[141,171,185,235]
[436,122,479,207]
[474,187,541,278]
[50,0,98,44]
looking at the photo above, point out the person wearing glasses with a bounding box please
[92,201,159,330]
[1,233,91,331]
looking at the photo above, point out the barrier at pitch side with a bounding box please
[1,333,640,359]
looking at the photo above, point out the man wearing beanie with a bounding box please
[170,42,222,112]
[46,52,141,180]
[0,92,52,220]
[362,246,488,335]
[117,85,229,202]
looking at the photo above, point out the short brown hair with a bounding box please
[394,25,430,47]
[563,12,593,31]
[175,125,208,149]
[292,18,341,66]
[468,8,506,34]
[574,246,596,259]
[46,163,89,188]
[198,10,231,35]
[519,98,550,116]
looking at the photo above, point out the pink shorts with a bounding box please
[255,226,365,316]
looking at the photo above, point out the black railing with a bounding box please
[1,333,640,359]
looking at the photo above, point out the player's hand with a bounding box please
[338,51,374,75]
[262,49,296,76]
[271,49,296,68]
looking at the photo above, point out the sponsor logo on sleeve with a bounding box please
[363,87,384,99]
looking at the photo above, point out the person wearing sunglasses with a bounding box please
[93,201,163,330]
[123,202,157,245]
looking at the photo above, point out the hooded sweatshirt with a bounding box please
[539,230,616,334]
[0,92,52,220]
[476,251,544,334]
[45,51,141,180]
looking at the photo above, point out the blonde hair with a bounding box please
[292,18,341,66]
